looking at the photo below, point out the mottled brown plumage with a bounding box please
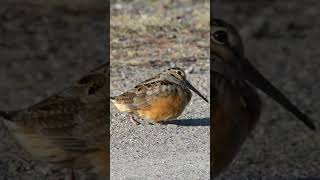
[111,67,208,124]
[211,18,316,177]
[0,63,109,180]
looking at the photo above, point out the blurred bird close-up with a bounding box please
[211,18,316,178]
[0,63,109,180]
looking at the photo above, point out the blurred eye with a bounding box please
[177,71,182,76]
[213,30,228,44]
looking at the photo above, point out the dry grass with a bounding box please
[111,0,209,67]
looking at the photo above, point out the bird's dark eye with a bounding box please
[177,71,182,75]
[213,30,228,44]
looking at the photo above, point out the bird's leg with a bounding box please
[128,114,140,125]
[65,168,75,180]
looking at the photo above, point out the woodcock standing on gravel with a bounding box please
[211,18,316,177]
[111,67,209,125]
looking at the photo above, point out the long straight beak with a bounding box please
[185,80,209,103]
[237,57,316,131]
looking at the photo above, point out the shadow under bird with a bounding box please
[111,67,209,124]
[0,63,109,180]
[211,18,316,177]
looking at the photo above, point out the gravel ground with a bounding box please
[110,65,210,180]
[0,3,105,180]
[214,0,320,179]
[110,1,210,179]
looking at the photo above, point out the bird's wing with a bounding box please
[112,77,180,111]
[13,71,109,152]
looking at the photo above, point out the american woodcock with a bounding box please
[0,63,109,180]
[211,18,316,177]
[111,67,208,124]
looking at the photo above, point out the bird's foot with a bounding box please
[129,115,140,125]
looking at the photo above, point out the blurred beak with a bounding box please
[185,80,209,103]
[233,56,316,131]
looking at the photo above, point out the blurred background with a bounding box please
[214,0,320,179]
[0,1,106,179]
